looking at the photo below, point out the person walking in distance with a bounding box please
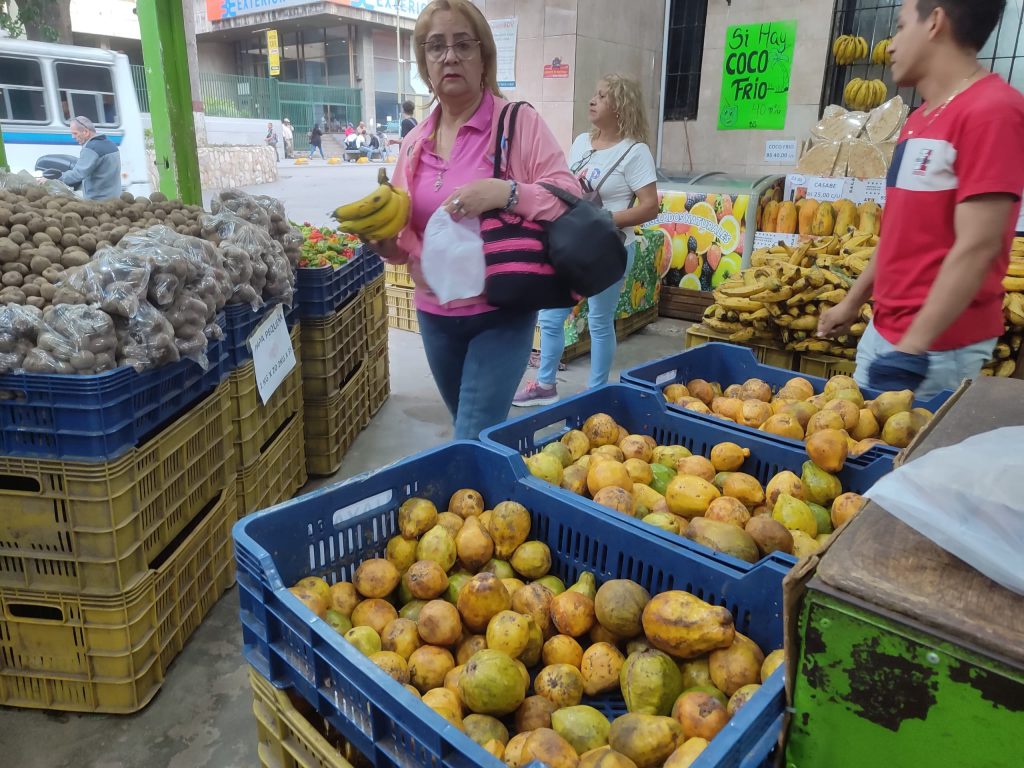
[514,74,659,406]
[369,0,581,439]
[308,124,325,160]
[59,116,122,201]
[818,0,1024,398]
[400,100,418,137]
[281,118,294,158]
[265,122,280,161]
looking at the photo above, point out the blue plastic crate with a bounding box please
[224,300,299,368]
[362,251,384,284]
[620,343,953,457]
[234,440,787,768]
[295,248,367,320]
[481,384,895,570]
[0,314,229,462]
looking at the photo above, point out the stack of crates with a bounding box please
[0,356,238,713]
[300,256,388,478]
[227,305,307,518]
[384,261,417,333]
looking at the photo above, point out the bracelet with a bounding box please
[503,180,519,211]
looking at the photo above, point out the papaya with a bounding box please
[775,201,797,234]
[762,200,780,232]
[832,199,857,235]
[811,201,835,236]
[797,198,819,236]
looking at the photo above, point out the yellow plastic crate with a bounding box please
[799,353,858,379]
[383,262,414,289]
[0,381,235,594]
[237,409,308,518]
[386,285,418,333]
[300,292,367,401]
[685,324,797,371]
[0,479,237,713]
[249,668,357,768]
[363,274,387,352]
[304,363,369,477]
[366,340,390,418]
[230,324,304,468]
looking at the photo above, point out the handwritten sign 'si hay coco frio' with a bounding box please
[718,21,796,132]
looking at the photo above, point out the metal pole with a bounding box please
[396,5,403,117]
[656,0,671,168]
[137,0,202,204]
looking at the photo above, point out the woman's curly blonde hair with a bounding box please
[591,74,650,143]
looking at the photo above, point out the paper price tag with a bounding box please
[764,140,798,164]
[806,177,852,200]
[250,304,296,405]
[852,178,887,205]
[754,231,799,249]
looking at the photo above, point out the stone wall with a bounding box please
[147,145,278,192]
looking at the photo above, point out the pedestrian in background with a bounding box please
[401,100,418,137]
[265,121,279,161]
[818,0,1024,398]
[60,116,122,201]
[370,0,581,439]
[515,74,659,406]
[308,124,325,160]
[281,118,294,158]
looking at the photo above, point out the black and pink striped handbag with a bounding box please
[480,102,577,311]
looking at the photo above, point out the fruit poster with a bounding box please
[718,20,797,131]
[651,193,747,293]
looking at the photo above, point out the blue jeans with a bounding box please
[537,243,635,389]
[418,307,538,440]
[308,144,325,159]
[854,320,997,400]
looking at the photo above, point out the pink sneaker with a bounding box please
[513,380,559,407]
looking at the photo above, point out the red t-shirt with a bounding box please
[873,74,1024,351]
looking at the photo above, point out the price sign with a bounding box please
[852,178,887,205]
[754,231,799,249]
[718,21,797,131]
[764,140,798,164]
[250,305,296,405]
[806,176,853,201]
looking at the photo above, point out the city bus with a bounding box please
[0,38,149,195]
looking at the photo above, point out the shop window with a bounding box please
[663,0,708,121]
[821,0,1024,111]
[55,62,118,125]
[0,56,48,123]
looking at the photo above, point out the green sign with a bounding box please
[718,20,796,131]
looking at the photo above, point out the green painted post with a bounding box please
[136,0,201,204]
[0,123,8,171]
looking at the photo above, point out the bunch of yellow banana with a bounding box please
[331,168,410,241]
[844,78,888,111]
[870,38,892,66]
[832,35,869,65]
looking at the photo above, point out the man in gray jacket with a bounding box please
[61,116,122,200]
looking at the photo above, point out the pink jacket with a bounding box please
[389,95,582,312]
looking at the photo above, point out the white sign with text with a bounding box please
[250,304,296,405]
[763,140,798,164]
[489,18,518,89]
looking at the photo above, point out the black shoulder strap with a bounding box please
[593,142,640,195]
[492,101,529,179]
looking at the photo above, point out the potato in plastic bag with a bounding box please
[0,304,43,373]
[24,304,118,375]
[114,301,181,372]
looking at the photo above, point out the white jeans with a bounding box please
[854,320,997,399]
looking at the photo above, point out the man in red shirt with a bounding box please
[819,0,1024,397]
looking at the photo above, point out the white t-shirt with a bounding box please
[568,134,658,245]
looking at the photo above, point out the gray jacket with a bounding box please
[61,135,122,200]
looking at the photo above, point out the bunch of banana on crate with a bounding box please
[749,231,878,281]
[984,236,1024,377]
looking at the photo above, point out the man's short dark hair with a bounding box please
[916,0,1004,50]
[402,100,415,115]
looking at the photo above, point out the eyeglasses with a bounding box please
[422,39,481,61]
[570,149,597,176]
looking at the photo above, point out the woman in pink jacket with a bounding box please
[373,0,581,440]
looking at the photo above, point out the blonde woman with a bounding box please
[515,75,659,405]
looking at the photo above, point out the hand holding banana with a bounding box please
[331,168,410,241]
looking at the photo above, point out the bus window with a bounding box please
[55,61,118,126]
[0,56,48,123]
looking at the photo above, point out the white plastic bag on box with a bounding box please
[865,427,1024,595]
[421,208,485,304]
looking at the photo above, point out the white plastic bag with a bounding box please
[421,208,485,304]
[865,427,1024,595]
